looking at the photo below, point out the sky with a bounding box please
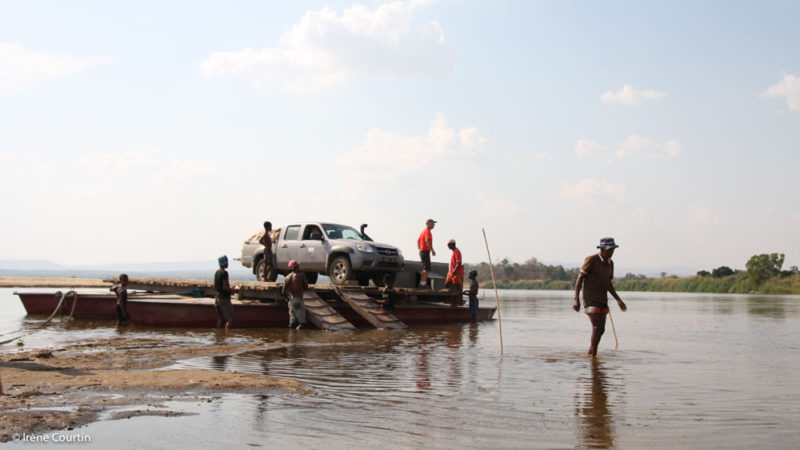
[1,0,799,272]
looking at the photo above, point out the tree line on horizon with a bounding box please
[464,253,800,294]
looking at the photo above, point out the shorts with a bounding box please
[263,250,274,264]
[215,296,235,321]
[446,273,463,287]
[420,250,431,271]
[584,303,609,315]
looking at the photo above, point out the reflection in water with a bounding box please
[747,297,790,319]
[575,359,615,448]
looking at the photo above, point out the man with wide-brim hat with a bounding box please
[573,237,627,356]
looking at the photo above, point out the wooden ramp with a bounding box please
[335,288,407,330]
[302,291,357,331]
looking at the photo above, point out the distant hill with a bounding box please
[0,259,68,271]
[0,259,255,281]
[539,260,697,278]
[0,259,337,283]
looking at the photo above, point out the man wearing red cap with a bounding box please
[283,260,308,329]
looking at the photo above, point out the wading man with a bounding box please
[418,219,436,287]
[463,270,479,322]
[283,260,308,330]
[111,273,130,326]
[258,221,274,281]
[573,238,627,356]
[215,255,237,330]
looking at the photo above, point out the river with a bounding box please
[2,288,800,448]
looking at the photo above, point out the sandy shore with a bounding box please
[0,337,308,441]
[0,276,110,288]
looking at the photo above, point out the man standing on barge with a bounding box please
[418,219,436,287]
[573,238,627,356]
[258,221,274,281]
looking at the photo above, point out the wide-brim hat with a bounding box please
[597,237,619,250]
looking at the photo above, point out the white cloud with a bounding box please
[478,195,525,218]
[599,84,666,106]
[338,112,485,177]
[80,150,215,180]
[558,178,627,204]
[0,43,106,94]
[761,72,800,111]
[629,207,648,225]
[688,205,720,227]
[616,135,680,159]
[574,139,606,158]
[199,0,453,93]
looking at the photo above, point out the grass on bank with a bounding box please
[491,273,800,295]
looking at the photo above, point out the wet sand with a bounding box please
[0,337,308,441]
[0,276,110,288]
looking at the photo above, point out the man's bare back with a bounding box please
[284,271,308,299]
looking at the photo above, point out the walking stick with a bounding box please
[482,228,504,355]
[608,311,619,350]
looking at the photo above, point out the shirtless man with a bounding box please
[463,270,479,322]
[111,273,130,326]
[283,260,308,329]
[573,238,627,356]
[258,221,274,281]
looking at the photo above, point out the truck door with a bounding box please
[276,225,301,270]
[299,224,327,271]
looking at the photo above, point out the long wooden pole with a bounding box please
[482,228,504,355]
[608,311,619,350]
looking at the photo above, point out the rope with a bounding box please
[0,291,77,345]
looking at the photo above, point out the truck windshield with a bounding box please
[321,224,366,241]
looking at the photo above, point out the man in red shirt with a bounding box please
[445,239,463,289]
[417,219,436,287]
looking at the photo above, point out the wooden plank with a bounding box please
[335,288,407,330]
[301,291,356,331]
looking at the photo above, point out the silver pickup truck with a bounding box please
[240,222,405,286]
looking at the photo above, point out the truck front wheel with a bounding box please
[328,256,352,285]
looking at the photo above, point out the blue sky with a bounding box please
[1,0,798,272]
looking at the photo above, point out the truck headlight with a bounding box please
[356,244,375,253]
[397,248,403,257]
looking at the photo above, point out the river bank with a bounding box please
[0,337,307,441]
[485,273,800,295]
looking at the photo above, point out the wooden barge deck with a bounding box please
[15,277,495,330]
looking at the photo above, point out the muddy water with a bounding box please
[3,288,800,448]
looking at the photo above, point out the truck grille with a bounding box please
[376,247,398,256]
[377,261,400,268]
